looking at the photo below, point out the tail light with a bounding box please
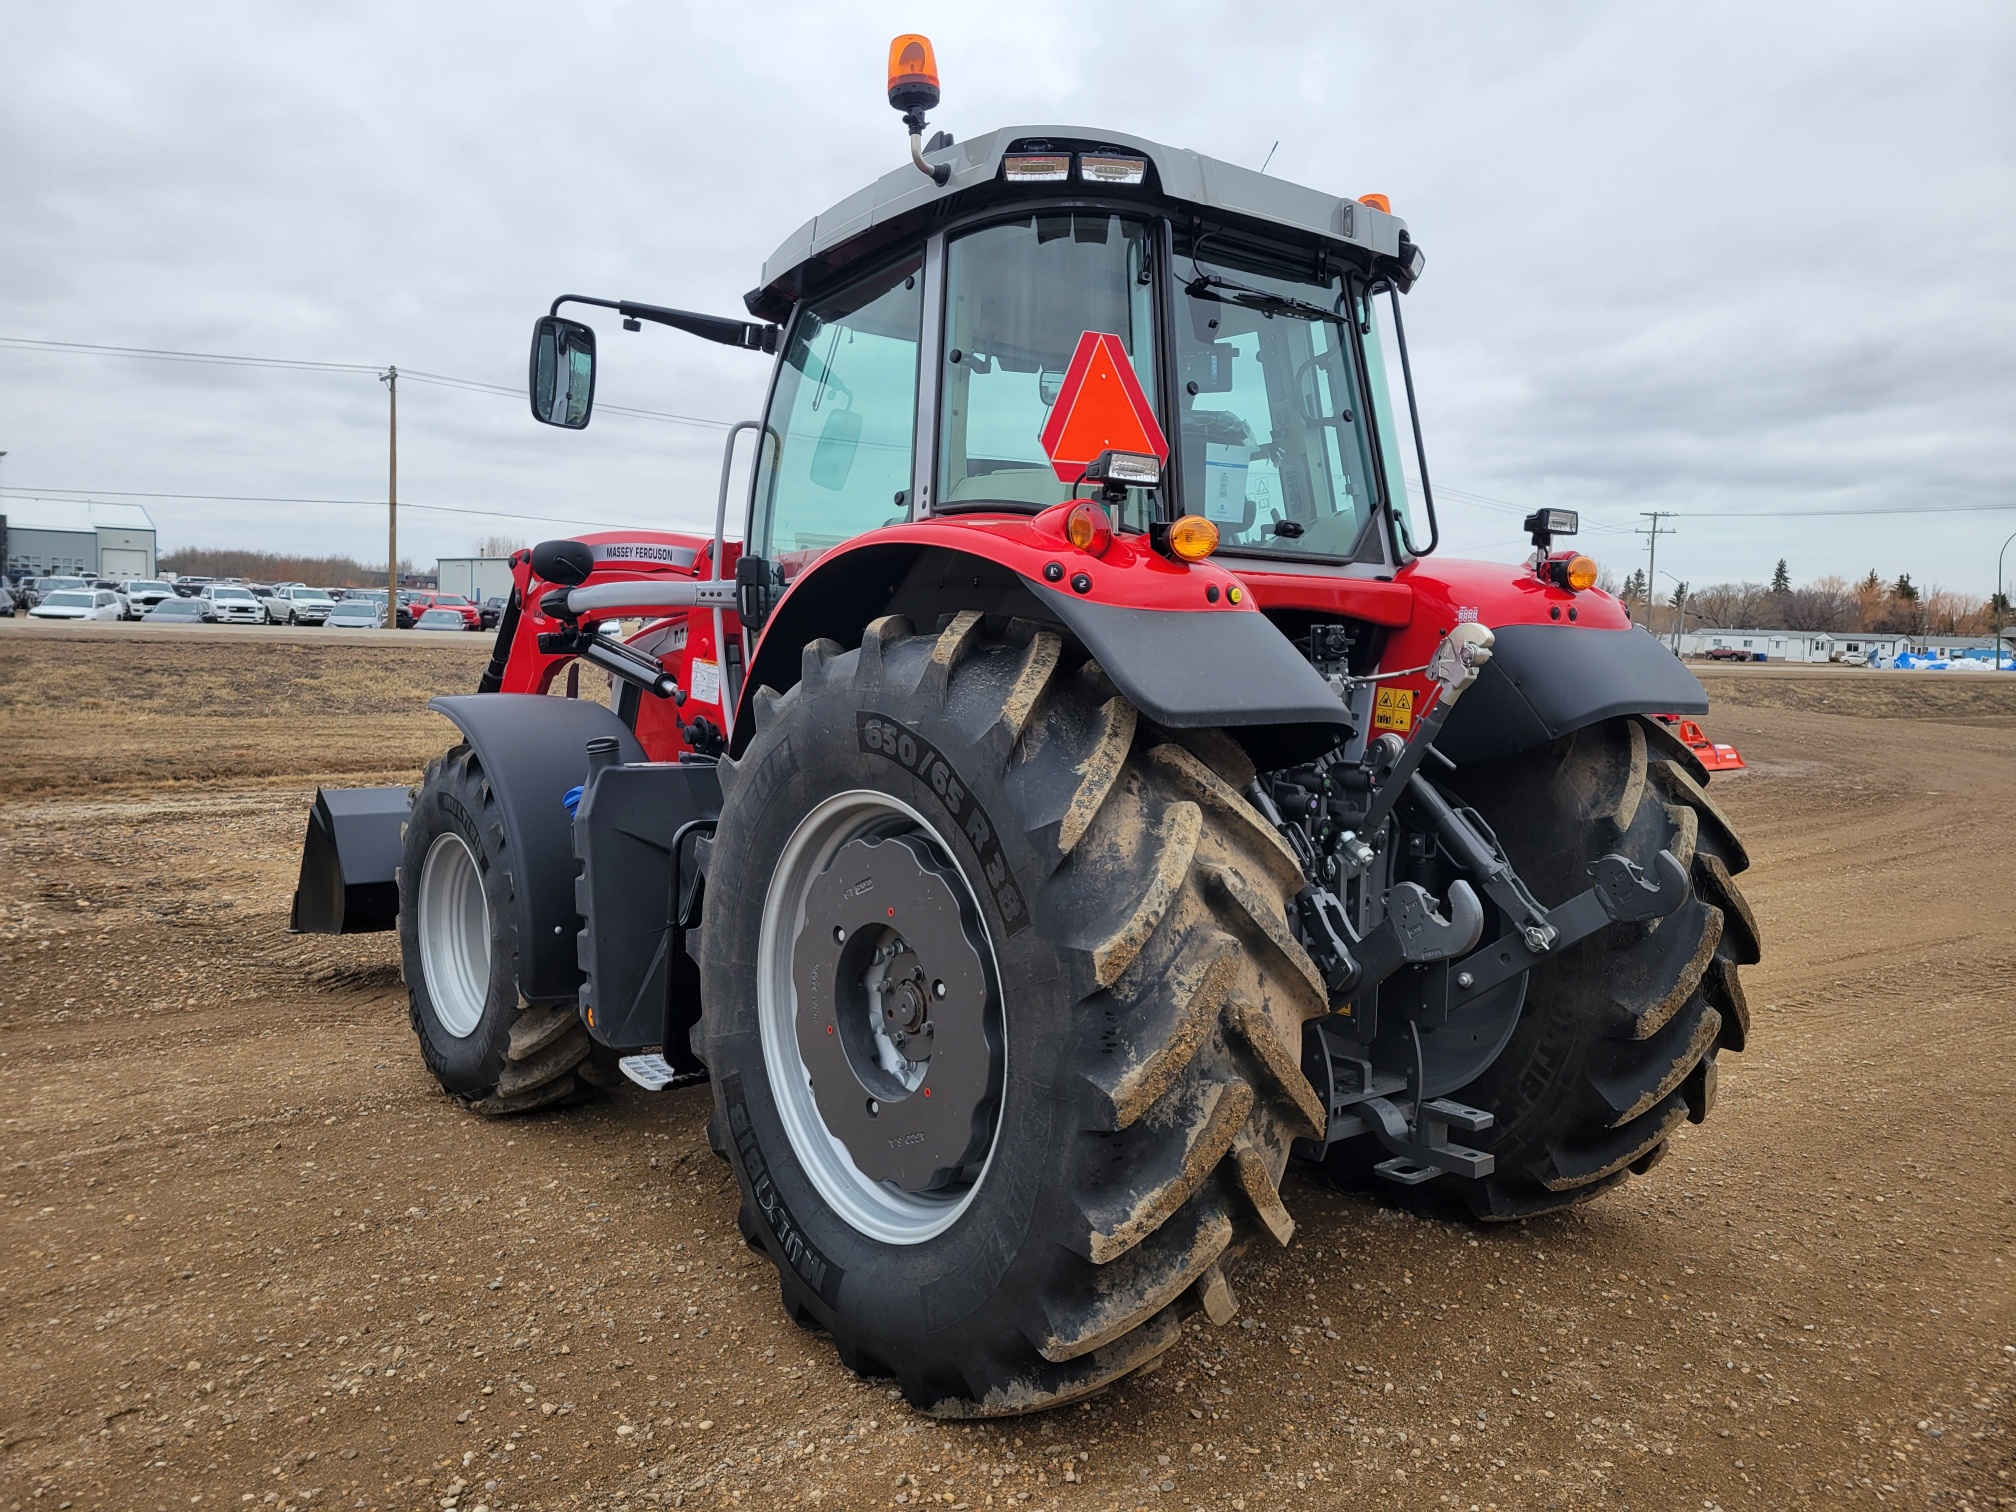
[1063,502,1113,556]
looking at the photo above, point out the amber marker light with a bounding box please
[1359,193,1392,213]
[1063,501,1113,556]
[887,34,940,111]
[1550,554,1599,592]
[1166,515,1220,562]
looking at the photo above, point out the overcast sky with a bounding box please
[5,0,2013,594]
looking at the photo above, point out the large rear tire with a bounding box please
[399,743,604,1116]
[1329,715,1756,1218]
[700,614,1329,1416]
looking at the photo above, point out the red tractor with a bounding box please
[292,38,1757,1418]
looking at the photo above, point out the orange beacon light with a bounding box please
[887,35,940,114]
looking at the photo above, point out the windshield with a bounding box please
[214,588,254,600]
[45,591,93,607]
[151,600,199,613]
[938,214,1159,528]
[44,578,86,590]
[1170,237,1384,561]
[131,581,171,593]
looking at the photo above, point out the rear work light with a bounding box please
[1003,154,1071,182]
[1078,154,1147,186]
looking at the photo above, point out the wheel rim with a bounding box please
[416,831,490,1038]
[758,790,1005,1245]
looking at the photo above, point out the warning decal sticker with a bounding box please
[1374,686,1415,733]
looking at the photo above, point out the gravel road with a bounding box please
[1,624,2010,1511]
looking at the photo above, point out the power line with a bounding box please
[0,334,733,430]
[0,486,657,532]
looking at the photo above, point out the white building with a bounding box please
[1676,629,1912,663]
[435,556,515,602]
[3,500,158,578]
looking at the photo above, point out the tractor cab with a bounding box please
[532,104,1440,634]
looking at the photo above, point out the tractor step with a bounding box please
[617,1054,707,1092]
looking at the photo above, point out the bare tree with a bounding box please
[474,534,528,559]
[1779,574,1856,631]
[1688,581,1772,629]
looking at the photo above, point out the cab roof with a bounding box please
[748,124,1413,321]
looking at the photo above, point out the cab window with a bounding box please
[937,215,1158,528]
[752,258,923,585]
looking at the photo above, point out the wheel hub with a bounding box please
[792,832,996,1193]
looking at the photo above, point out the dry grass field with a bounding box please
[2,621,2011,1511]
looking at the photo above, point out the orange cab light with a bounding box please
[1563,555,1599,592]
[1358,193,1392,213]
[1064,501,1113,556]
[1166,514,1219,562]
[887,34,940,112]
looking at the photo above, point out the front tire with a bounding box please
[700,614,1328,1416]
[399,743,602,1115]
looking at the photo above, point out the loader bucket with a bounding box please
[288,786,411,934]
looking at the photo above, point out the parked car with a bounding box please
[198,583,265,623]
[325,597,386,629]
[172,576,213,597]
[478,595,508,631]
[118,580,177,619]
[26,575,88,608]
[402,590,482,629]
[1703,645,1757,662]
[265,585,336,625]
[413,606,467,632]
[142,596,216,625]
[29,588,124,621]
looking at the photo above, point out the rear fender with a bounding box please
[733,527,1351,766]
[1387,556,1708,763]
[427,694,645,1003]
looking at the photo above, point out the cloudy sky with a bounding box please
[5,0,2013,595]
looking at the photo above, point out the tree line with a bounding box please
[157,536,526,588]
[1615,561,2009,638]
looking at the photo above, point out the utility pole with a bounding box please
[1637,511,1674,631]
[381,367,398,630]
[1997,529,2016,672]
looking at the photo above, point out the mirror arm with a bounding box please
[549,294,779,354]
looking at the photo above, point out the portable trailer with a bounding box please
[291,37,1758,1417]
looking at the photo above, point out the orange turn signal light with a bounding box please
[1064,501,1114,556]
[887,34,940,112]
[1549,554,1599,592]
[1359,192,1392,213]
[1166,515,1219,562]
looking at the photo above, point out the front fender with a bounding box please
[427,694,645,1002]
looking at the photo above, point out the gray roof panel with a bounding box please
[758,123,1408,296]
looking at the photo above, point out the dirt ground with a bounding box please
[2,621,2011,1512]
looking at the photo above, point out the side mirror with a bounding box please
[529,316,597,428]
[808,408,864,491]
[530,538,595,587]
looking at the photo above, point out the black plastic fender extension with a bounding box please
[426,694,645,1003]
[1436,623,1709,765]
[571,759,720,1052]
